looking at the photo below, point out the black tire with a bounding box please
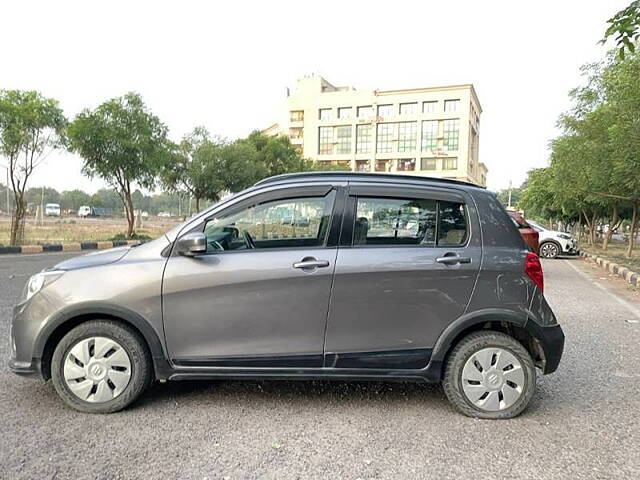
[442,331,536,419]
[51,320,153,413]
[539,241,560,259]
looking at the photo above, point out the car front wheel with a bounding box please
[51,320,152,413]
[442,331,536,419]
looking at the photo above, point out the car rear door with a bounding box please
[323,183,482,369]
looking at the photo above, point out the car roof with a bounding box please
[254,171,485,191]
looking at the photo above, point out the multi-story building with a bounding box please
[264,75,487,186]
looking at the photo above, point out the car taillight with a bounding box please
[524,252,544,291]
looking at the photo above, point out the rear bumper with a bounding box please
[526,321,565,374]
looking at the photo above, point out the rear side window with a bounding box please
[353,197,468,246]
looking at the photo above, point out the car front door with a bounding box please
[324,183,482,369]
[163,185,343,368]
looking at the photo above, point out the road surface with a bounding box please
[0,252,638,479]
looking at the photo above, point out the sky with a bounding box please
[0,0,630,193]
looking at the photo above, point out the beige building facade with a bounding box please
[265,75,487,186]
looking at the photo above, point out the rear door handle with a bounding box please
[293,259,330,269]
[436,255,471,265]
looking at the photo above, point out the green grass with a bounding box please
[582,241,640,273]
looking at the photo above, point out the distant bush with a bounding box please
[111,232,153,241]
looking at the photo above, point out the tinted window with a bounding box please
[354,197,437,246]
[203,192,335,252]
[438,201,468,246]
[352,197,468,247]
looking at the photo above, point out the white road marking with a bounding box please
[564,259,640,321]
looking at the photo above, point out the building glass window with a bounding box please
[356,159,370,172]
[444,99,460,112]
[338,107,353,119]
[443,157,458,170]
[397,158,416,171]
[290,110,304,122]
[318,126,333,154]
[357,105,373,118]
[397,122,417,152]
[443,119,459,151]
[319,108,333,120]
[421,120,439,152]
[376,123,394,153]
[335,126,352,154]
[422,101,437,113]
[356,124,372,154]
[399,102,418,115]
[421,158,437,170]
[353,197,437,246]
[377,104,393,117]
[375,159,391,172]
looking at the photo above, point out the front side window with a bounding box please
[353,197,437,246]
[397,122,417,152]
[335,126,352,154]
[203,193,335,252]
[352,197,467,247]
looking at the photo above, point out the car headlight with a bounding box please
[22,270,64,302]
[557,233,572,240]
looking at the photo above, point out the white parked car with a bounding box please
[45,203,61,217]
[158,212,172,218]
[526,220,578,259]
[78,206,92,217]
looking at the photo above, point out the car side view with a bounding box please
[9,172,564,419]
[527,219,578,259]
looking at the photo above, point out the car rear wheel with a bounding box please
[442,331,536,419]
[540,241,560,259]
[51,320,152,413]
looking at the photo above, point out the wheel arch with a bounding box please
[424,309,545,382]
[37,304,171,381]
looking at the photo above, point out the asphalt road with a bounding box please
[1,252,639,479]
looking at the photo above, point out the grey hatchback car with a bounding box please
[10,172,564,419]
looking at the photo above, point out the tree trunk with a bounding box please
[582,210,594,245]
[627,202,638,258]
[602,205,618,251]
[124,192,135,238]
[195,197,201,212]
[9,191,25,246]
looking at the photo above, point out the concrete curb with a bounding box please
[0,239,142,255]
[580,251,640,288]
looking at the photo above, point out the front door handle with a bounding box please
[436,254,471,265]
[293,259,330,270]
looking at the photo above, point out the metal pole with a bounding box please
[507,180,512,209]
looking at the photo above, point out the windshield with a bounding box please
[527,220,544,232]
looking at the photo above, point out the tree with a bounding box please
[68,92,172,237]
[602,1,640,59]
[61,189,92,212]
[0,90,67,244]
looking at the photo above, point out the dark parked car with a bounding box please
[507,210,540,255]
[10,172,564,419]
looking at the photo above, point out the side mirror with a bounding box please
[176,232,207,257]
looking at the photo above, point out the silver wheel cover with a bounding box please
[541,243,558,258]
[461,347,525,412]
[63,336,132,403]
